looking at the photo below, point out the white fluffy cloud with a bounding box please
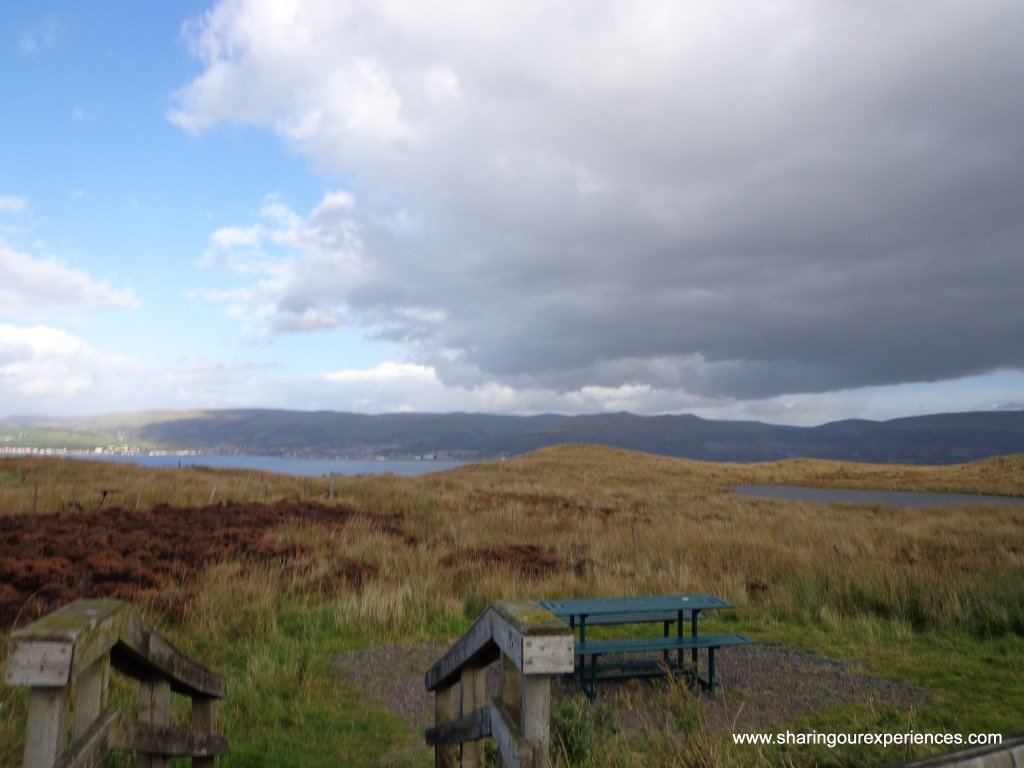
[0,324,136,407]
[198,193,367,334]
[0,324,283,416]
[313,361,720,415]
[0,238,139,318]
[175,0,1024,406]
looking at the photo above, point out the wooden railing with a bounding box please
[4,599,228,768]
[424,601,574,768]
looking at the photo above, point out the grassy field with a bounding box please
[1,446,1023,767]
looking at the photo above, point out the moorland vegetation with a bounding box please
[1,446,1022,766]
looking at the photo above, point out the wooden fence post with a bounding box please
[191,696,216,768]
[461,664,486,768]
[424,601,574,768]
[521,675,552,768]
[7,600,229,768]
[139,677,171,768]
[73,657,109,740]
[434,683,456,768]
[23,688,67,768]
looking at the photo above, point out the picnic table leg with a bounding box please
[676,611,683,671]
[691,610,700,673]
[570,616,578,680]
[589,654,599,700]
[579,616,588,695]
[708,648,716,693]
[663,620,671,669]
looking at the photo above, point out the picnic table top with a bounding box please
[539,594,733,618]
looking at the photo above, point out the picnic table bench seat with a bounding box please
[575,632,753,697]
[562,609,701,626]
[575,632,752,657]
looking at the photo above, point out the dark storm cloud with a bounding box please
[177,0,1024,400]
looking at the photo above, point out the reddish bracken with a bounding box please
[0,500,395,627]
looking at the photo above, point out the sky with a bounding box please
[2,1,1022,426]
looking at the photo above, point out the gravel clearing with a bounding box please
[334,639,928,753]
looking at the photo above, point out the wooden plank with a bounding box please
[139,677,171,768]
[521,676,551,768]
[113,721,230,758]
[424,610,497,691]
[190,697,216,768]
[53,710,119,768]
[5,641,74,687]
[520,635,574,676]
[491,612,524,670]
[10,601,126,645]
[491,601,578,637]
[433,684,457,768]
[8,602,127,688]
[491,603,573,677]
[461,664,487,768]
[575,632,753,656]
[116,612,227,699]
[23,687,67,768]
[540,594,732,616]
[548,610,700,626]
[72,658,109,742]
[490,699,529,768]
[425,706,491,747]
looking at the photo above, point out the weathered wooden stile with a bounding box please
[424,601,574,768]
[4,599,228,768]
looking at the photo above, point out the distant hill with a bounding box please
[4,409,1021,464]
[86,408,1024,465]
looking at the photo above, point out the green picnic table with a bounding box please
[539,594,752,698]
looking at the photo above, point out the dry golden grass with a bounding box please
[0,455,330,515]
[2,446,1023,636]
[2,446,1023,767]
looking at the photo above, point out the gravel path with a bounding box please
[335,639,927,754]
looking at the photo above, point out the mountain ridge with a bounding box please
[10,407,1011,465]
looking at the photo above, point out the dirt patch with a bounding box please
[335,640,927,747]
[596,644,928,735]
[440,545,592,577]
[0,500,394,627]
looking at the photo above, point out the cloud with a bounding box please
[0,239,139,318]
[0,323,280,417]
[0,196,28,215]
[313,361,718,415]
[175,1,1024,403]
[196,193,368,335]
[0,324,135,408]
[19,14,63,55]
